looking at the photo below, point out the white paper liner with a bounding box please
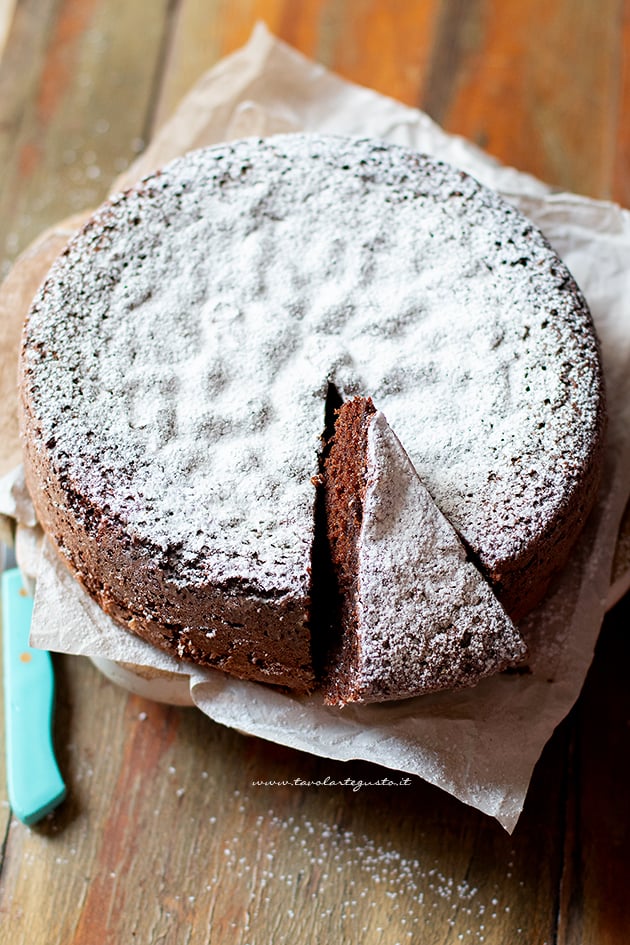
[2,24,630,831]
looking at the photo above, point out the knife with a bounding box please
[2,546,66,825]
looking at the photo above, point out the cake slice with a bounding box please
[322,398,527,705]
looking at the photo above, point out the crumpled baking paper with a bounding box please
[1,23,630,832]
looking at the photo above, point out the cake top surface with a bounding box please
[20,134,605,591]
[351,411,527,702]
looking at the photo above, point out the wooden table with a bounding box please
[1,3,629,942]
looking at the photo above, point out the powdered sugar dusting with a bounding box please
[353,412,526,701]
[21,135,604,592]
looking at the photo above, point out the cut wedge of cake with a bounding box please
[322,398,527,705]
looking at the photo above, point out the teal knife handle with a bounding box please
[2,568,66,825]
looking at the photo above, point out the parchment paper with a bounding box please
[1,23,630,831]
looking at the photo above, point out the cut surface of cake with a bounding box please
[18,134,606,699]
[323,398,527,705]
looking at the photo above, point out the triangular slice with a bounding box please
[322,398,527,705]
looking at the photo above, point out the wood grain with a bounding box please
[0,2,628,943]
[153,0,443,133]
[613,0,630,207]
[423,0,626,198]
[0,0,171,278]
[557,595,630,945]
[0,0,16,57]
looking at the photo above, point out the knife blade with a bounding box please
[2,551,66,825]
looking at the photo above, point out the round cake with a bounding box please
[18,134,606,699]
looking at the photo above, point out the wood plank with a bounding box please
[151,0,223,132]
[153,0,443,133]
[613,0,630,207]
[0,0,17,58]
[0,0,63,873]
[557,596,630,945]
[422,0,624,199]
[0,0,59,278]
[0,0,171,279]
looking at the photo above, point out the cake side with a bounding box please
[474,262,607,620]
[19,377,315,691]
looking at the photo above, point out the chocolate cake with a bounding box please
[18,134,606,701]
[322,398,526,704]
